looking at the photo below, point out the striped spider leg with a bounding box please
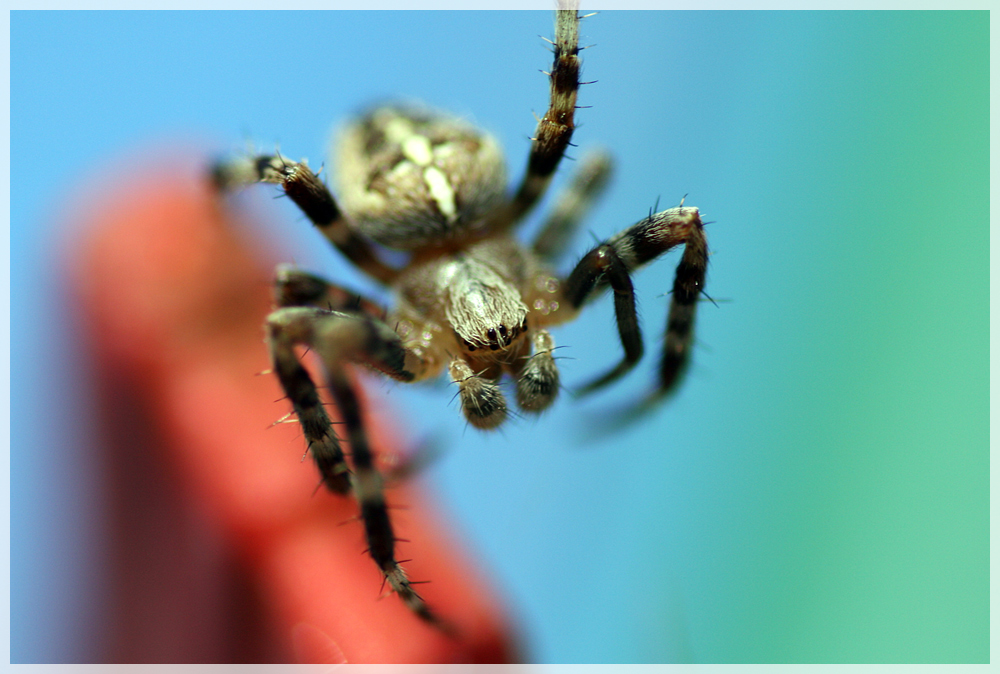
[265,267,451,631]
[558,205,709,402]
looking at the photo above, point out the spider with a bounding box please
[212,4,708,633]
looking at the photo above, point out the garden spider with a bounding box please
[212,4,708,633]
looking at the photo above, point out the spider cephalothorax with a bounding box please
[213,4,708,632]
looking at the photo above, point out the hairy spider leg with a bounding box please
[561,205,708,396]
[266,313,351,496]
[274,264,388,319]
[494,4,583,229]
[657,219,709,398]
[265,307,453,631]
[212,155,399,284]
[531,150,613,262]
[275,265,444,383]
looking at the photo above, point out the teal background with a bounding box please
[11,11,989,663]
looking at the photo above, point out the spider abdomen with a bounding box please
[335,105,507,250]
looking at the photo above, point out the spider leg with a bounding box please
[494,3,582,229]
[562,205,707,396]
[212,155,398,284]
[273,274,446,481]
[274,264,386,320]
[655,222,709,399]
[266,307,451,630]
[532,150,613,262]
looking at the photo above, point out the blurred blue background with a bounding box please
[11,10,988,663]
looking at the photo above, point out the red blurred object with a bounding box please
[68,154,519,663]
